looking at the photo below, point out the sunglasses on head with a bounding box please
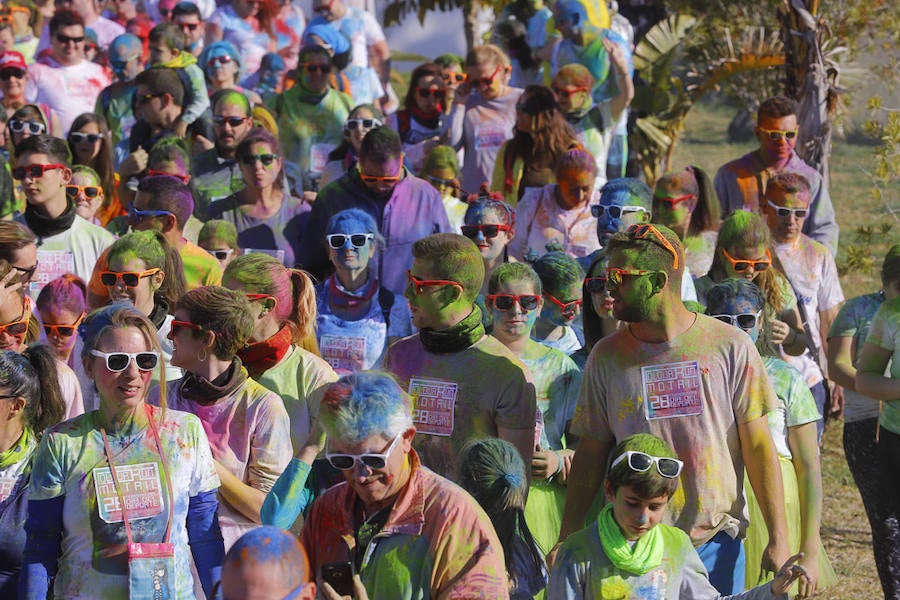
[487,293,540,312]
[721,247,771,273]
[8,119,45,134]
[0,68,25,80]
[460,223,512,240]
[55,33,84,44]
[584,276,607,294]
[711,311,761,330]
[213,115,248,127]
[240,153,278,166]
[626,223,679,270]
[326,233,374,249]
[66,184,102,200]
[207,55,232,67]
[43,313,84,338]
[611,450,684,479]
[443,72,466,84]
[766,200,807,219]
[605,266,658,289]
[205,248,234,261]
[0,296,31,338]
[99,268,161,288]
[90,349,160,372]
[758,126,798,141]
[552,85,587,99]
[406,270,463,296]
[144,169,190,184]
[69,131,102,144]
[345,117,382,131]
[245,293,274,302]
[590,204,646,219]
[416,87,445,100]
[303,63,331,74]
[543,290,582,318]
[12,163,65,180]
[654,193,695,209]
[326,432,403,470]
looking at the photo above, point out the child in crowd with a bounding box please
[549,433,810,599]
[198,219,240,270]
[35,273,87,367]
[531,251,584,354]
[422,144,467,234]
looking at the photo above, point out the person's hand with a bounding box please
[794,554,818,598]
[119,148,148,178]
[532,449,559,480]
[557,449,574,483]
[762,538,791,575]
[320,574,369,600]
[0,269,24,301]
[769,553,810,596]
[546,541,564,569]
[768,319,792,345]
[173,119,189,139]
[828,383,844,420]
[192,135,215,154]
[414,136,441,158]
[602,37,628,75]
[454,80,471,105]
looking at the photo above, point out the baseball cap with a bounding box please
[0,51,27,72]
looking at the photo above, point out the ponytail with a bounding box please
[288,269,317,346]
[0,345,66,435]
[159,233,187,310]
[687,165,719,236]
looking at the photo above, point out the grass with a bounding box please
[674,101,890,597]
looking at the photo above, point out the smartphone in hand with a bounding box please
[322,561,356,597]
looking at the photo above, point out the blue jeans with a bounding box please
[697,530,746,594]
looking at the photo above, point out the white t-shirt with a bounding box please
[774,235,844,386]
[26,58,111,134]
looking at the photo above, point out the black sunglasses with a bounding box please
[487,293,540,311]
[213,115,248,127]
[55,33,84,44]
[239,153,278,166]
[584,276,607,294]
[0,69,25,80]
[69,132,102,144]
[461,224,511,240]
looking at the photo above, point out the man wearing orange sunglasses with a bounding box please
[303,127,451,295]
[714,95,838,255]
[553,223,790,596]
[383,233,536,488]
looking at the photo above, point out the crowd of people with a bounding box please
[0,0,895,597]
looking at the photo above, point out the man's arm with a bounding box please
[497,425,535,488]
[549,438,612,565]
[738,415,789,571]
[804,176,839,256]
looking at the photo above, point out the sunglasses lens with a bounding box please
[58,326,76,336]
[360,455,387,469]
[714,315,734,326]
[122,273,140,287]
[100,273,117,286]
[328,235,346,249]
[361,119,375,128]
[629,452,653,471]
[260,155,275,166]
[737,314,757,329]
[135,352,158,370]
[5,322,26,335]
[493,296,514,310]
[754,262,770,272]
[657,458,681,477]
[590,205,602,217]
[329,455,354,470]
[65,186,79,199]
[214,251,228,260]
[350,234,369,247]
[85,187,100,198]
[482,225,500,238]
[586,277,606,293]
[519,295,539,310]
[460,226,477,239]
[106,353,130,371]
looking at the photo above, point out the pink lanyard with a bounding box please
[99,404,175,545]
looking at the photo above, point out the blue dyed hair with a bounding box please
[600,177,653,212]
[302,23,351,55]
[109,33,143,62]
[202,41,242,76]
[325,208,382,242]
[224,526,311,588]
[319,372,412,444]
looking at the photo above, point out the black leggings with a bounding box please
[844,419,900,599]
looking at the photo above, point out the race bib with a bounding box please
[473,123,507,151]
[408,378,457,436]
[309,143,336,176]
[641,361,704,420]
[93,462,164,523]
[0,477,17,503]
[31,250,75,296]
[320,334,367,375]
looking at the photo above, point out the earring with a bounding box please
[197,348,208,362]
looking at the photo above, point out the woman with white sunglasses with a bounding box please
[319,103,384,187]
[21,303,225,600]
[315,208,412,375]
